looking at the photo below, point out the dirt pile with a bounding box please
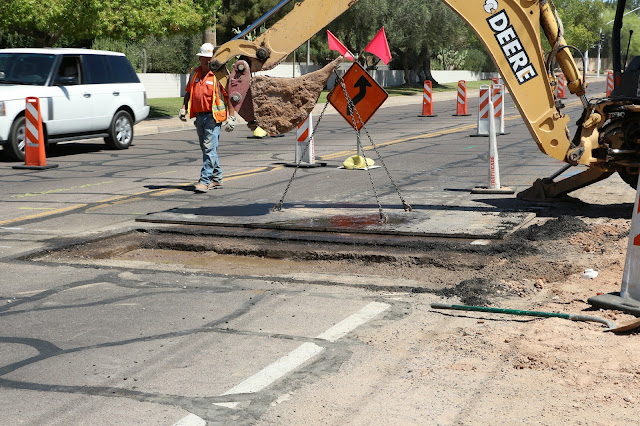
[251,57,342,135]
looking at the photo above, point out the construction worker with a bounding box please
[180,43,236,193]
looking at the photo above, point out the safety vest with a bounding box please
[187,67,228,122]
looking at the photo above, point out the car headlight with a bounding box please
[0,101,5,116]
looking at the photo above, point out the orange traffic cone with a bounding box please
[418,80,436,117]
[13,97,58,170]
[452,80,471,117]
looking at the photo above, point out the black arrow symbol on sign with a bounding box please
[347,75,372,116]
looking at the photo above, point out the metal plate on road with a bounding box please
[328,62,388,130]
[137,202,536,239]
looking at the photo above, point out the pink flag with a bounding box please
[327,30,354,61]
[364,27,392,65]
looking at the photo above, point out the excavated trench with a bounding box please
[30,216,628,306]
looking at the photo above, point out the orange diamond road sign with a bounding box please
[328,62,388,130]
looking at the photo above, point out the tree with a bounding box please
[216,0,290,45]
[327,0,470,86]
[0,0,221,47]
[553,0,606,52]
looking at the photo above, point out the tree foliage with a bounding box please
[0,0,221,47]
[216,0,291,45]
[325,0,485,86]
[0,0,611,78]
[553,0,606,51]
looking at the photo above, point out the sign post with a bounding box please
[328,63,388,170]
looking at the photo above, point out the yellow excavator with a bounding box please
[211,0,640,200]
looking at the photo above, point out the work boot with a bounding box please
[194,182,209,193]
[208,181,224,189]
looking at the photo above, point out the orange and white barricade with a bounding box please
[419,80,436,117]
[588,175,640,313]
[471,93,514,194]
[285,113,324,168]
[473,85,506,136]
[453,80,471,116]
[13,97,58,170]
[606,70,614,97]
[492,83,506,135]
[474,85,491,136]
[556,73,566,99]
[621,188,640,301]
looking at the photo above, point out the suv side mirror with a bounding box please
[55,75,77,85]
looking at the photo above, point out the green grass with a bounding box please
[148,97,184,118]
[148,79,494,118]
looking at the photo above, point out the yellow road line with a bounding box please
[320,123,478,160]
[0,204,89,225]
[11,181,114,199]
[18,207,58,210]
[4,104,585,226]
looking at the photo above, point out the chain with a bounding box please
[273,96,332,212]
[357,106,413,213]
[336,72,413,215]
[273,69,412,221]
[335,74,387,223]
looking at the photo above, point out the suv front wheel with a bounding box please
[104,110,133,150]
[6,116,26,162]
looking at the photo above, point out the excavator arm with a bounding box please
[215,0,637,196]
[212,0,358,73]
[443,0,587,164]
[214,0,584,156]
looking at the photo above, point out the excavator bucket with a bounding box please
[249,57,342,135]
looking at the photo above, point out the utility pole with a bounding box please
[597,29,602,77]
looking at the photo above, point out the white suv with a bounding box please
[0,48,150,161]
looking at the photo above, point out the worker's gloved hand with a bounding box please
[179,108,187,122]
[225,115,236,132]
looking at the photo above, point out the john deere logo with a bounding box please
[484,0,498,13]
[487,10,538,84]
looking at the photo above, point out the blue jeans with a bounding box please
[194,113,222,185]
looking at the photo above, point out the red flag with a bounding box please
[364,27,392,65]
[327,30,354,61]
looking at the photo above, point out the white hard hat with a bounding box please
[197,43,215,58]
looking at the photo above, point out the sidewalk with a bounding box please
[135,89,450,137]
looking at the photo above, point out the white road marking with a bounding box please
[172,413,206,426]
[221,342,324,396]
[316,301,390,342]
[175,301,390,423]
[213,402,240,409]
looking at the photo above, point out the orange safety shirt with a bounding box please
[185,66,228,122]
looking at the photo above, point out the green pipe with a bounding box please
[431,303,614,329]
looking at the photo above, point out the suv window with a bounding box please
[105,55,139,83]
[0,53,56,85]
[55,56,83,85]
[83,55,139,84]
[83,55,111,84]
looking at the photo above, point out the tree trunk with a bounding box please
[203,26,216,46]
[203,10,217,45]
[32,30,63,47]
[398,49,411,86]
[420,46,438,86]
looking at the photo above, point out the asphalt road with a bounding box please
[0,77,614,425]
